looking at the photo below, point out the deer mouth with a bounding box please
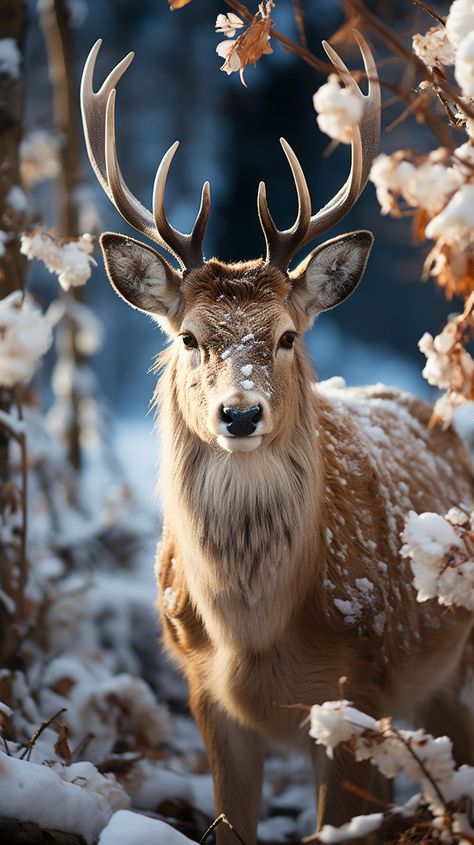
[216,434,263,453]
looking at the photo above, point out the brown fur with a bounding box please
[147,259,474,843]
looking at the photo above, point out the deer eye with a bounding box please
[279,331,297,350]
[180,333,198,350]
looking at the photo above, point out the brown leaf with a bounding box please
[167,0,192,9]
[236,17,273,84]
[54,721,72,762]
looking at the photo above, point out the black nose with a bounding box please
[220,405,262,437]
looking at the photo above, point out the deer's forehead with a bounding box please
[183,299,291,347]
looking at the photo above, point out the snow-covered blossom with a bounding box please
[446,0,474,49]
[317,813,384,844]
[412,26,455,68]
[369,154,417,215]
[426,183,474,240]
[418,323,474,393]
[0,38,21,79]
[402,510,474,611]
[313,75,363,144]
[20,129,62,189]
[215,1,274,84]
[309,699,377,759]
[0,291,52,388]
[310,699,474,842]
[215,12,244,37]
[20,230,95,291]
[216,39,241,74]
[404,161,460,215]
[455,30,474,96]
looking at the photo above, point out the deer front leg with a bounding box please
[312,744,391,831]
[190,690,265,845]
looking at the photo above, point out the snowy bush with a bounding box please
[310,699,474,844]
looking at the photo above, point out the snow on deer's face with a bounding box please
[173,260,301,453]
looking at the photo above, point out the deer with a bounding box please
[81,36,474,844]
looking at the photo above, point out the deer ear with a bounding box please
[100,232,184,329]
[289,231,373,324]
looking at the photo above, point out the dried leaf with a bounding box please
[54,720,72,762]
[167,0,192,9]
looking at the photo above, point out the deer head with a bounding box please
[81,37,380,453]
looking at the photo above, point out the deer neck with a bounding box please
[157,354,323,649]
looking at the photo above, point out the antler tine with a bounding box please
[152,143,211,270]
[81,41,159,246]
[258,138,312,269]
[260,33,380,269]
[81,40,211,269]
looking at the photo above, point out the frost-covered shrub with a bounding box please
[310,699,474,844]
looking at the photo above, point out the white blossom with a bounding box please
[402,510,474,610]
[215,12,244,37]
[0,291,52,388]
[313,75,363,144]
[425,183,474,241]
[20,230,95,291]
[309,699,377,759]
[369,154,417,215]
[446,0,474,49]
[455,31,474,96]
[412,26,455,68]
[403,161,460,215]
[216,40,241,74]
[20,130,62,189]
[418,325,474,394]
[0,38,21,79]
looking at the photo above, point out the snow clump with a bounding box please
[21,230,95,291]
[402,509,474,610]
[313,75,363,144]
[0,38,21,79]
[0,291,52,388]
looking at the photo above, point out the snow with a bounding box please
[98,810,194,844]
[446,0,474,48]
[425,184,474,240]
[318,812,384,843]
[412,26,455,67]
[20,129,62,189]
[402,510,474,610]
[0,753,126,843]
[455,31,474,96]
[0,291,52,388]
[240,363,253,376]
[309,700,377,759]
[240,379,254,390]
[21,230,96,291]
[313,75,363,145]
[0,37,21,79]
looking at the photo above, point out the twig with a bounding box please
[200,813,247,845]
[341,779,391,809]
[13,386,27,604]
[412,0,446,27]
[292,0,307,48]
[20,707,67,761]
[223,0,330,73]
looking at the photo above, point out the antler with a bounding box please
[80,40,210,270]
[258,32,380,270]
